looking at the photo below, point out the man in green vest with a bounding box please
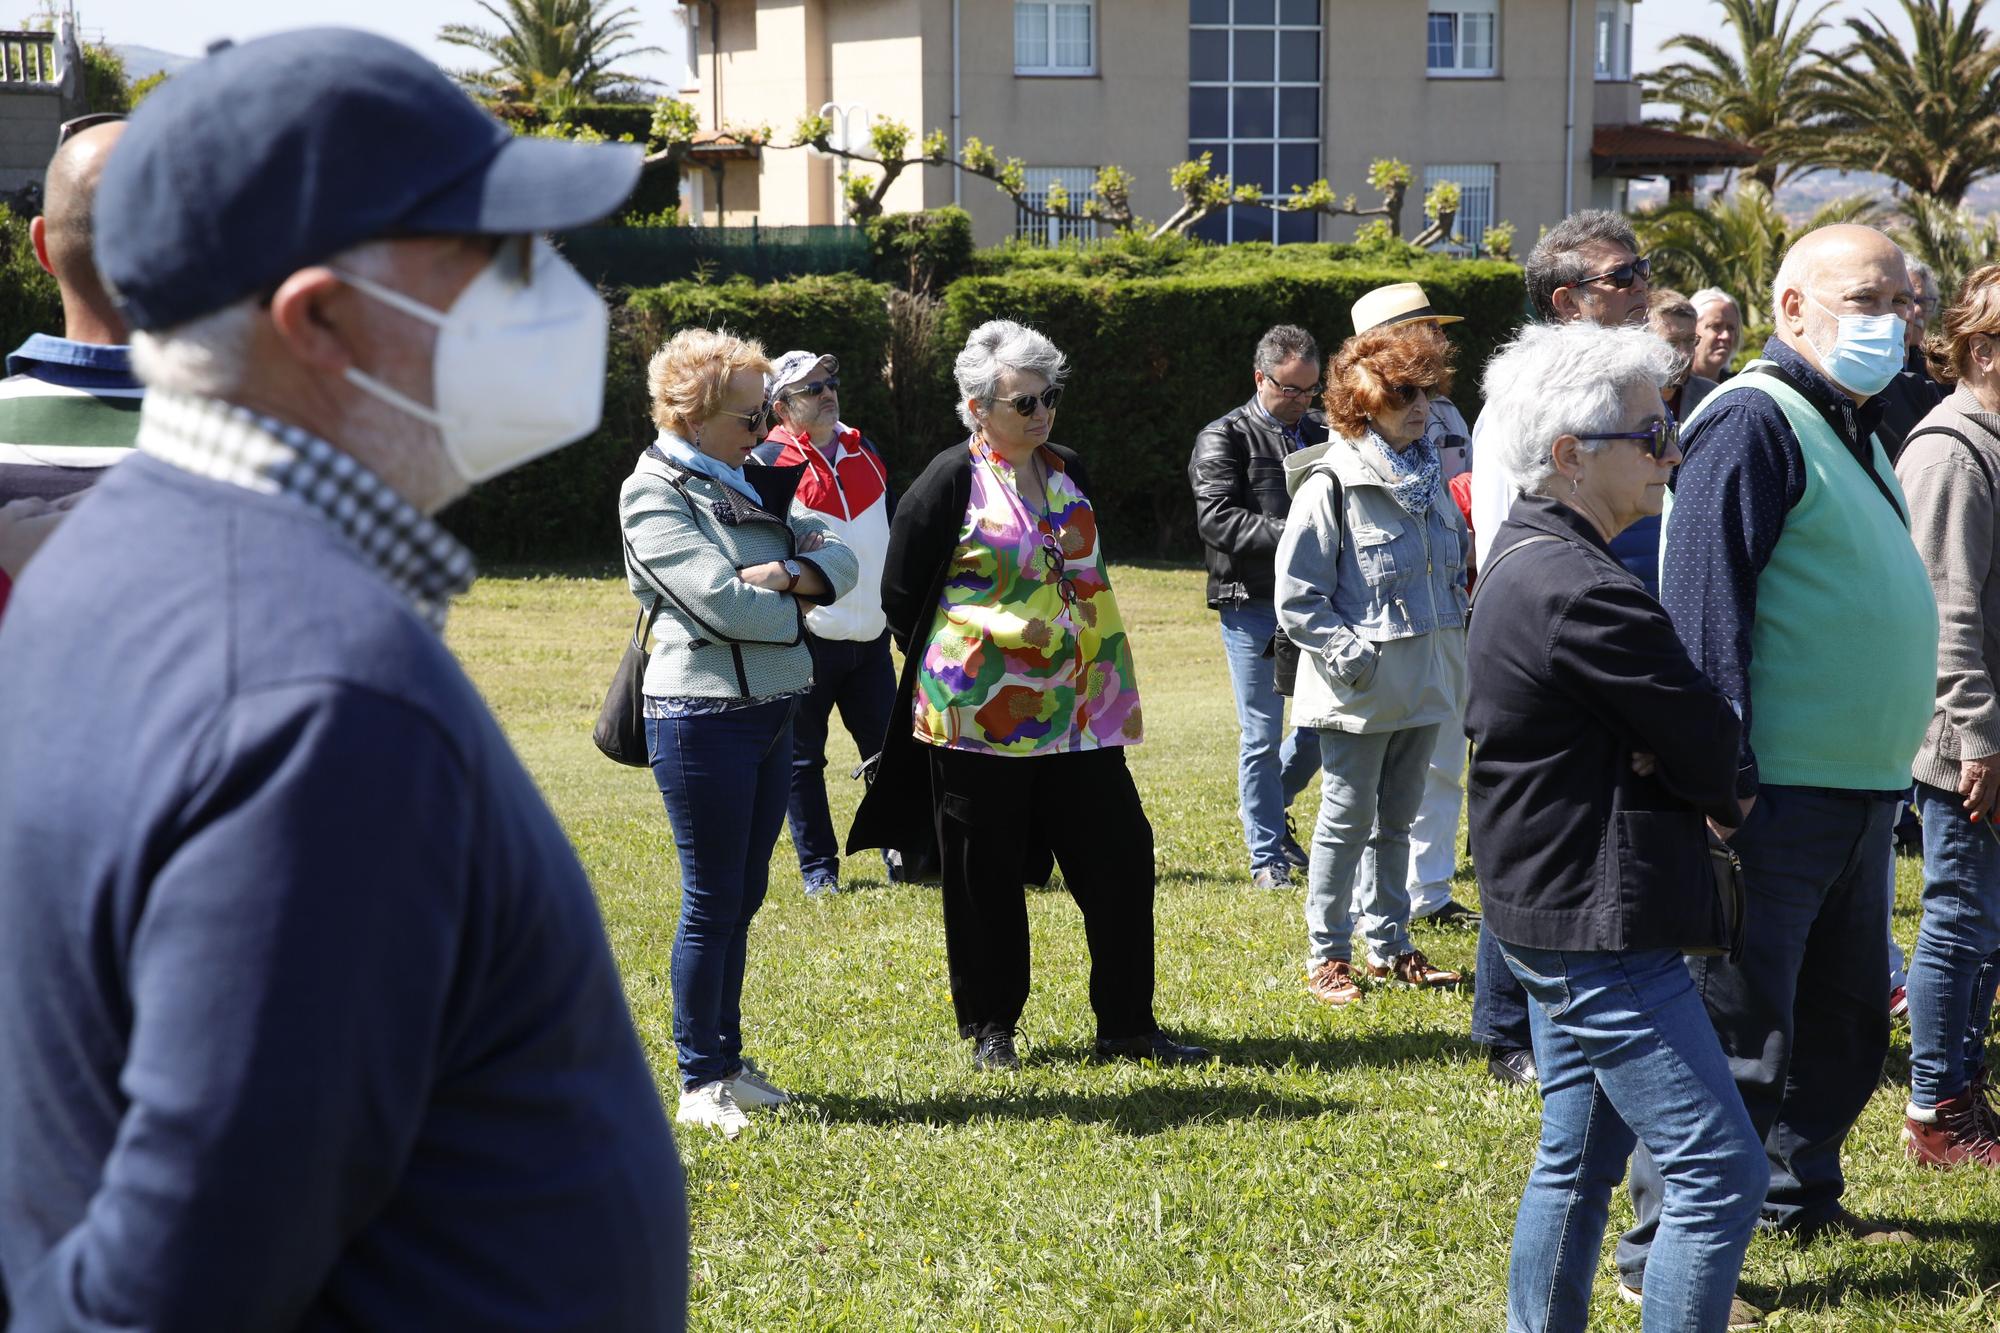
[0,118,140,617]
[1618,225,1939,1304]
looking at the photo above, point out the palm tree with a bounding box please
[1643,0,1836,192]
[441,0,660,105]
[1632,183,1885,346]
[1809,0,2000,207]
[1892,192,2000,304]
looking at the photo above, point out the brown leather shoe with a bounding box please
[1903,1089,2000,1168]
[1305,958,1362,1006]
[1364,949,1463,987]
[1791,1206,1917,1245]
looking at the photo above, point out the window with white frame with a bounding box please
[1594,1,1633,80]
[1427,1,1498,77]
[1015,167,1099,245]
[1015,1,1096,76]
[1424,164,1496,256]
[1187,0,1324,245]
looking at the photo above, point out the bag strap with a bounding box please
[1468,534,1561,610]
[1901,425,1996,495]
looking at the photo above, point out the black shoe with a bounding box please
[972,1028,1020,1071]
[1487,1045,1538,1089]
[1414,900,1482,929]
[1281,817,1311,871]
[1094,1029,1215,1065]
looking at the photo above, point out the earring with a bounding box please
[1570,475,1581,497]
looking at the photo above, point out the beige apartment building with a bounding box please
[672,1,1747,251]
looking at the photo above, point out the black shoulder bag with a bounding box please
[594,533,675,767]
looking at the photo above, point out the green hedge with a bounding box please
[0,205,62,360]
[443,257,1526,561]
[440,274,893,560]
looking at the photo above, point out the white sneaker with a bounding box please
[729,1058,791,1109]
[676,1080,749,1138]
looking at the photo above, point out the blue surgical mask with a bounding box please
[1808,295,1907,398]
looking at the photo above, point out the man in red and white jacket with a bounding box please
[754,350,898,895]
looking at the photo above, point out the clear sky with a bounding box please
[75,0,1923,100]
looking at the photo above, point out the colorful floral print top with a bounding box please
[913,440,1143,755]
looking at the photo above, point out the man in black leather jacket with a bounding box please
[1189,325,1328,889]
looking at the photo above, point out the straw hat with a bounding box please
[1350,282,1464,335]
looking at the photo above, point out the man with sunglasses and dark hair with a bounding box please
[1464,208,1654,1090]
[1190,323,1329,890]
[0,116,136,621]
[752,350,899,896]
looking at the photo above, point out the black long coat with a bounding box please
[1466,495,1744,953]
[846,439,1087,867]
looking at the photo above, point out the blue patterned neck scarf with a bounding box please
[1369,429,1442,517]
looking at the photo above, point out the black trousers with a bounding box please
[929,745,1158,1041]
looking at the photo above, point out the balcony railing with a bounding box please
[0,31,59,86]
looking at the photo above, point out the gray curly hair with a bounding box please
[954,319,1067,430]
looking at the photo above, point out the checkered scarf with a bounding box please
[137,392,475,631]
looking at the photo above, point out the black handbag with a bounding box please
[1688,830,1748,965]
[594,535,671,768]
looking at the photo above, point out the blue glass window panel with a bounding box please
[1235,0,1276,23]
[1190,141,1228,177]
[1232,86,1275,138]
[1191,209,1230,243]
[1279,33,1319,81]
[1190,0,1228,22]
[1231,202,1276,242]
[1232,27,1275,81]
[1277,208,1318,244]
[1278,87,1318,138]
[1277,142,1319,192]
[1231,142,1274,192]
[1279,0,1320,23]
[1427,13,1455,69]
[1189,28,1228,81]
[1189,87,1228,138]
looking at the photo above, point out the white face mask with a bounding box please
[1806,293,1908,399]
[337,238,608,484]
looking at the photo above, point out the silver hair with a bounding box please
[1690,287,1739,316]
[1905,253,1935,294]
[954,319,1067,430]
[129,240,402,398]
[1480,323,1678,497]
[1254,324,1319,375]
[1525,210,1639,321]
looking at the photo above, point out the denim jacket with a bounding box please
[1275,432,1469,733]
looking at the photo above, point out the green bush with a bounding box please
[0,204,62,359]
[439,274,895,561]
[940,257,1524,555]
[865,207,975,296]
[442,255,1527,563]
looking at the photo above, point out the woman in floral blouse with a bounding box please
[849,319,1210,1072]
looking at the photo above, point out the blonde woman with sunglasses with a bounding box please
[619,327,859,1137]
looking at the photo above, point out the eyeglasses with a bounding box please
[1002,386,1063,417]
[1263,375,1324,400]
[784,374,840,401]
[714,403,772,436]
[56,112,123,148]
[1382,382,1431,409]
[1563,255,1652,292]
[1577,414,1680,460]
[1039,534,1078,609]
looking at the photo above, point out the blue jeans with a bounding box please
[647,699,796,1089]
[1621,787,1894,1279]
[1306,724,1436,964]
[1502,944,1763,1333]
[783,632,898,888]
[1473,921,1534,1049]
[1219,604,1321,871]
[1909,781,2000,1107]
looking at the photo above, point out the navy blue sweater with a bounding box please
[0,455,685,1330]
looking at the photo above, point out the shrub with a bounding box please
[865,207,975,297]
[0,204,61,358]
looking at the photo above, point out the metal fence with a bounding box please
[0,31,56,85]
[557,223,872,290]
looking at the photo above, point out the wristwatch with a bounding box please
[782,558,803,590]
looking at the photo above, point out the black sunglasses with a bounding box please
[1002,386,1063,417]
[57,112,124,148]
[715,404,773,435]
[1382,381,1432,409]
[1577,414,1680,460]
[784,374,840,401]
[1039,534,1078,608]
[1564,255,1652,292]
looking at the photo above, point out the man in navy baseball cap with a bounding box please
[0,29,687,1330]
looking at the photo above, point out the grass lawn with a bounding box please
[451,560,2000,1331]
